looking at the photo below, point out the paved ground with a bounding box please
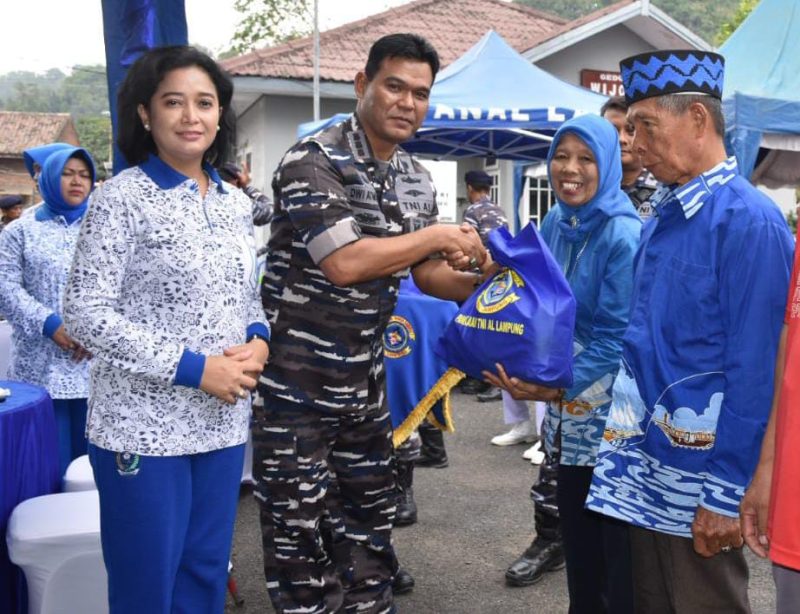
[226,391,776,613]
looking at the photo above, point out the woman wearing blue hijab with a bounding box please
[486,114,641,613]
[0,146,96,475]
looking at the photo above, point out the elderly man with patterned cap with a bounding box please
[585,50,794,611]
[0,195,24,234]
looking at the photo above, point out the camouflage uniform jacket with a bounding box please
[261,114,438,415]
[622,169,659,220]
[463,195,507,245]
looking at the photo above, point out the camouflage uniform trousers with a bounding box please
[529,419,561,542]
[253,393,398,614]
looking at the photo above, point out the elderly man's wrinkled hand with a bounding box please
[692,506,744,558]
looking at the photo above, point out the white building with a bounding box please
[222,0,714,230]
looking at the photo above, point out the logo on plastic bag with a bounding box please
[476,269,524,314]
[384,315,416,358]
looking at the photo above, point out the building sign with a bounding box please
[419,159,458,223]
[581,69,625,97]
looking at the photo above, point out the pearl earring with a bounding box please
[144,123,150,131]
[217,125,221,131]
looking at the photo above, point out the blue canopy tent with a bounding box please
[299,30,605,162]
[721,0,800,186]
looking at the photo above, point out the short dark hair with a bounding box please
[600,95,628,117]
[364,33,440,82]
[117,45,235,166]
[655,94,725,137]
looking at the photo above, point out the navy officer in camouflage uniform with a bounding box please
[254,33,492,614]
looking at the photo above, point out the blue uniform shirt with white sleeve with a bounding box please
[586,158,794,537]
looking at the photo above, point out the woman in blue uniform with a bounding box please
[486,113,641,613]
[63,46,270,614]
[0,145,96,475]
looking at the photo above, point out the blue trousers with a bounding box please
[89,443,245,614]
[52,397,88,478]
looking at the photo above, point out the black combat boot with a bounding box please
[504,535,565,586]
[392,568,415,594]
[414,421,448,468]
[459,376,491,395]
[395,460,417,526]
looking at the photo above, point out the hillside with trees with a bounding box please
[0,66,110,175]
[515,0,742,44]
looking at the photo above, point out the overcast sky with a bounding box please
[0,0,411,75]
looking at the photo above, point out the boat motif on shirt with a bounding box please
[652,392,721,450]
[602,365,646,444]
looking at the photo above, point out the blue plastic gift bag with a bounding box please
[436,223,576,387]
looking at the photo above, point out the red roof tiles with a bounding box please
[221,0,565,82]
[0,111,80,158]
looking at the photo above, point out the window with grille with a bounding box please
[528,178,554,227]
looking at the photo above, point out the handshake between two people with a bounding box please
[439,223,492,273]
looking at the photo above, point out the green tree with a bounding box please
[230,0,312,54]
[515,0,610,21]
[0,69,65,106]
[0,65,107,118]
[515,0,741,43]
[60,65,109,118]
[716,0,760,45]
[75,116,112,178]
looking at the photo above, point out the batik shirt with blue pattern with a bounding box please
[63,156,269,456]
[0,211,89,399]
[586,158,794,537]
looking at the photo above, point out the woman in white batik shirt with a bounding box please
[0,145,95,475]
[63,46,269,614]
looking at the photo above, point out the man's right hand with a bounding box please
[740,461,773,558]
[200,352,263,405]
[437,223,486,271]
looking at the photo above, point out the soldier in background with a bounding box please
[0,195,24,234]
[463,170,508,243]
[254,33,492,614]
[600,96,658,219]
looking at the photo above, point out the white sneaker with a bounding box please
[522,440,542,460]
[529,448,546,465]
[490,420,536,446]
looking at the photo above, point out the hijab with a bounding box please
[23,142,72,179]
[37,146,96,225]
[546,114,639,244]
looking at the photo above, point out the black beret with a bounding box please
[464,170,492,187]
[0,195,23,209]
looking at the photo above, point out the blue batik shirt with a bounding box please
[63,156,269,456]
[586,157,794,537]
[0,212,89,399]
